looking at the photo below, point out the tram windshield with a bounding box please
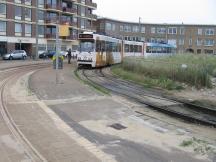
[80,41,95,53]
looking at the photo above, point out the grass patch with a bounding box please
[180,137,215,155]
[74,69,110,95]
[112,65,183,90]
[114,54,216,89]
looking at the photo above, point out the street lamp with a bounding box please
[139,17,142,42]
[35,0,39,60]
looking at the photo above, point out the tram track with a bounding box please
[77,67,216,127]
[0,63,50,162]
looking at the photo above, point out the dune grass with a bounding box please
[112,54,216,90]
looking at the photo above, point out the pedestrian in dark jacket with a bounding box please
[67,49,72,64]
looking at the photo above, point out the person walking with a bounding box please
[67,49,72,64]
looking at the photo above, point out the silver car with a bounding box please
[3,50,27,60]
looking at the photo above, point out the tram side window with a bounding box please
[112,42,118,52]
[130,45,134,52]
[96,40,105,52]
[96,40,101,52]
[106,41,112,52]
[138,45,142,52]
[118,43,121,52]
[134,45,138,52]
[146,46,151,53]
[124,44,129,52]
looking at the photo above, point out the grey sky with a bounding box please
[94,0,216,24]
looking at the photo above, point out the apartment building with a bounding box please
[96,18,216,54]
[0,0,97,56]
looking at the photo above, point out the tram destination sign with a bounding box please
[79,34,94,39]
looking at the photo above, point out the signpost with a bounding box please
[55,23,69,84]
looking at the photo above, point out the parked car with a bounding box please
[60,51,68,58]
[3,50,27,60]
[38,50,48,59]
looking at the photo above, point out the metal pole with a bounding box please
[56,23,59,84]
[35,0,39,60]
[139,17,141,42]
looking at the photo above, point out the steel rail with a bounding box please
[79,68,216,127]
[0,64,50,162]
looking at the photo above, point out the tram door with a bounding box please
[96,40,106,66]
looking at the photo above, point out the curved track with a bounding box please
[0,63,50,162]
[78,68,216,127]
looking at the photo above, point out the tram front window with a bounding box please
[80,41,94,52]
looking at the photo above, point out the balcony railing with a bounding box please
[45,17,58,23]
[46,33,56,39]
[86,14,97,19]
[86,1,97,8]
[62,7,77,14]
[77,0,97,8]
[45,4,60,10]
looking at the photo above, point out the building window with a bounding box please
[105,23,112,31]
[80,19,85,29]
[141,26,145,33]
[15,6,22,20]
[24,8,31,21]
[81,0,85,4]
[25,0,31,5]
[132,26,139,33]
[47,0,57,5]
[15,23,22,34]
[38,0,44,6]
[120,25,123,32]
[151,27,156,34]
[168,27,177,34]
[25,24,31,36]
[189,38,192,46]
[15,0,21,4]
[197,49,202,54]
[197,28,202,35]
[38,10,44,21]
[178,38,184,45]
[112,24,115,31]
[0,3,6,16]
[73,17,77,23]
[0,21,6,33]
[204,39,214,46]
[204,49,214,54]
[124,25,131,32]
[141,37,145,42]
[80,6,85,16]
[205,28,214,36]
[196,39,202,46]
[179,27,185,35]
[38,25,44,36]
[157,27,166,34]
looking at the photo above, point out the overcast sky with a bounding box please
[94,0,216,24]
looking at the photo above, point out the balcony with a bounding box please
[62,7,77,14]
[67,35,78,40]
[45,4,60,10]
[86,14,97,20]
[86,1,97,8]
[45,17,58,24]
[46,33,56,39]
